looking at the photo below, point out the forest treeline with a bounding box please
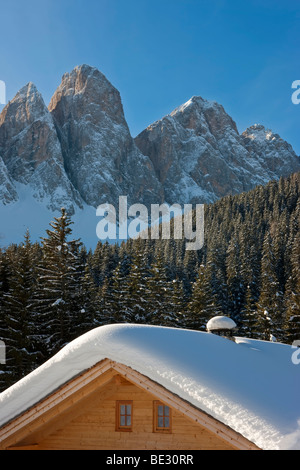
[0,172,300,391]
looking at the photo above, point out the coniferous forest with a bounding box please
[0,172,300,392]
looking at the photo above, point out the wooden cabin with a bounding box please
[0,323,299,450]
[0,358,258,450]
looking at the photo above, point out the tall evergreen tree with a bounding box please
[284,230,300,343]
[239,284,259,338]
[33,208,83,357]
[72,247,99,337]
[145,247,175,326]
[105,258,132,324]
[1,232,39,387]
[226,234,245,322]
[122,239,151,324]
[169,277,187,328]
[256,232,284,341]
[187,264,221,331]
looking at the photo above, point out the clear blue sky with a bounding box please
[0,0,299,153]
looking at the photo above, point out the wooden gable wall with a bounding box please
[10,375,236,450]
[0,360,259,451]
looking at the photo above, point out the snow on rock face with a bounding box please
[0,83,83,214]
[0,324,299,450]
[0,66,299,247]
[0,157,18,206]
[49,65,164,209]
[241,124,300,178]
[135,97,300,205]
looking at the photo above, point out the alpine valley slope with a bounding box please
[0,65,299,248]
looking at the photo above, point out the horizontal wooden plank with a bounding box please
[1,359,260,451]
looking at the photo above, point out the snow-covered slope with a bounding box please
[0,324,299,450]
[0,182,99,250]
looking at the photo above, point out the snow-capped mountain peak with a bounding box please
[0,79,83,215]
[135,97,300,204]
[48,64,163,209]
[0,65,299,247]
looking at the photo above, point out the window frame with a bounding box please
[116,400,133,432]
[153,400,172,433]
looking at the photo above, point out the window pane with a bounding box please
[165,406,170,417]
[158,417,164,427]
[158,405,164,416]
[126,415,131,426]
[120,405,125,416]
[120,415,125,426]
[165,417,170,428]
[126,405,132,416]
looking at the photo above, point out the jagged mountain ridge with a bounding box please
[0,65,299,247]
[135,96,300,204]
[0,67,164,215]
[0,82,83,215]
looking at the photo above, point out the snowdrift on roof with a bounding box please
[0,324,299,450]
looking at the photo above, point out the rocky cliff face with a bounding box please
[48,65,163,208]
[0,157,18,205]
[0,82,82,214]
[241,124,300,177]
[0,65,299,244]
[135,96,300,204]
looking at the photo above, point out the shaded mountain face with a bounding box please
[0,157,18,205]
[241,124,300,177]
[135,96,300,204]
[0,65,299,240]
[48,65,163,208]
[0,82,82,214]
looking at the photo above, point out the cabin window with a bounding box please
[153,401,172,433]
[116,401,133,432]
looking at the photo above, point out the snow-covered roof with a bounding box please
[206,316,237,332]
[0,324,299,450]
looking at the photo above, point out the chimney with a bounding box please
[206,316,237,342]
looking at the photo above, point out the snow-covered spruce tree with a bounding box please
[123,239,151,324]
[145,246,175,326]
[238,222,261,334]
[1,231,40,387]
[226,233,245,322]
[71,247,100,337]
[284,230,300,343]
[0,248,10,300]
[33,208,84,357]
[162,238,178,280]
[97,276,116,325]
[186,264,220,331]
[100,259,131,324]
[0,248,10,337]
[0,247,13,391]
[169,277,187,328]
[204,244,227,316]
[255,231,284,341]
[239,284,259,338]
[91,241,119,287]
